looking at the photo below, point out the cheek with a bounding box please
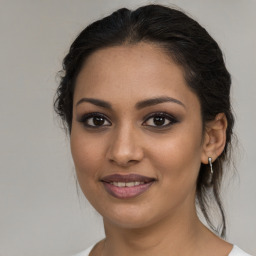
[147,135,202,210]
[147,127,203,184]
[70,130,104,183]
[70,134,107,205]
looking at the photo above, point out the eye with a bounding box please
[79,112,111,128]
[143,112,177,128]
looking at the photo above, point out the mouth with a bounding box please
[100,174,156,199]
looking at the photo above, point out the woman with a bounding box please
[54,4,251,256]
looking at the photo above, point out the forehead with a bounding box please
[74,43,199,109]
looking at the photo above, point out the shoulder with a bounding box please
[229,245,253,256]
[73,244,253,256]
[72,245,94,256]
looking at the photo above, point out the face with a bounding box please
[71,43,205,229]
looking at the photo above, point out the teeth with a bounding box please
[126,182,135,187]
[112,182,125,187]
[111,181,146,187]
[118,182,126,187]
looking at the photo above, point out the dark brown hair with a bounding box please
[54,4,234,238]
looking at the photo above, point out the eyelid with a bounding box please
[142,112,178,128]
[78,112,112,128]
[77,111,178,129]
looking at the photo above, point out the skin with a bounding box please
[71,43,231,256]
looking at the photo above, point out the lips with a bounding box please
[100,174,156,199]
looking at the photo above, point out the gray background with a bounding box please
[0,0,255,255]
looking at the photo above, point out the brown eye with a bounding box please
[143,113,177,128]
[152,116,166,126]
[90,116,105,126]
[79,113,111,128]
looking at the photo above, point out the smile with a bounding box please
[110,181,145,187]
[101,174,156,199]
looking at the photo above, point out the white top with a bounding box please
[73,244,252,256]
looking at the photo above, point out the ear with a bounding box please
[201,113,228,164]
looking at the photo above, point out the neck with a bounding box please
[102,205,210,256]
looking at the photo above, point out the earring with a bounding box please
[208,157,213,174]
[208,157,213,184]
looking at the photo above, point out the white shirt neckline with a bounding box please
[73,244,252,256]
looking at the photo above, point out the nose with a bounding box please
[106,125,144,167]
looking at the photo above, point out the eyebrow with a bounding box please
[76,96,185,109]
[135,96,185,109]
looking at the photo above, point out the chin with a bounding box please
[99,203,163,230]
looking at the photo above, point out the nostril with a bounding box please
[109,158,139,167]
[106,144,144,166]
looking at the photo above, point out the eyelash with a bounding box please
[78,112,111,128]
[78,112,178,129]
[143,112,178,128]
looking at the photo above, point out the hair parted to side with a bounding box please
[54,4,234,238]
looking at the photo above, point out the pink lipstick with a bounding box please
[101,174,156,199]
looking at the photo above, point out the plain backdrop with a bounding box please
[0,0,255,255]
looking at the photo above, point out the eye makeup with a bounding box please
[77,110,179,131]
[142,111,179,129]
[77,112,111,129]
